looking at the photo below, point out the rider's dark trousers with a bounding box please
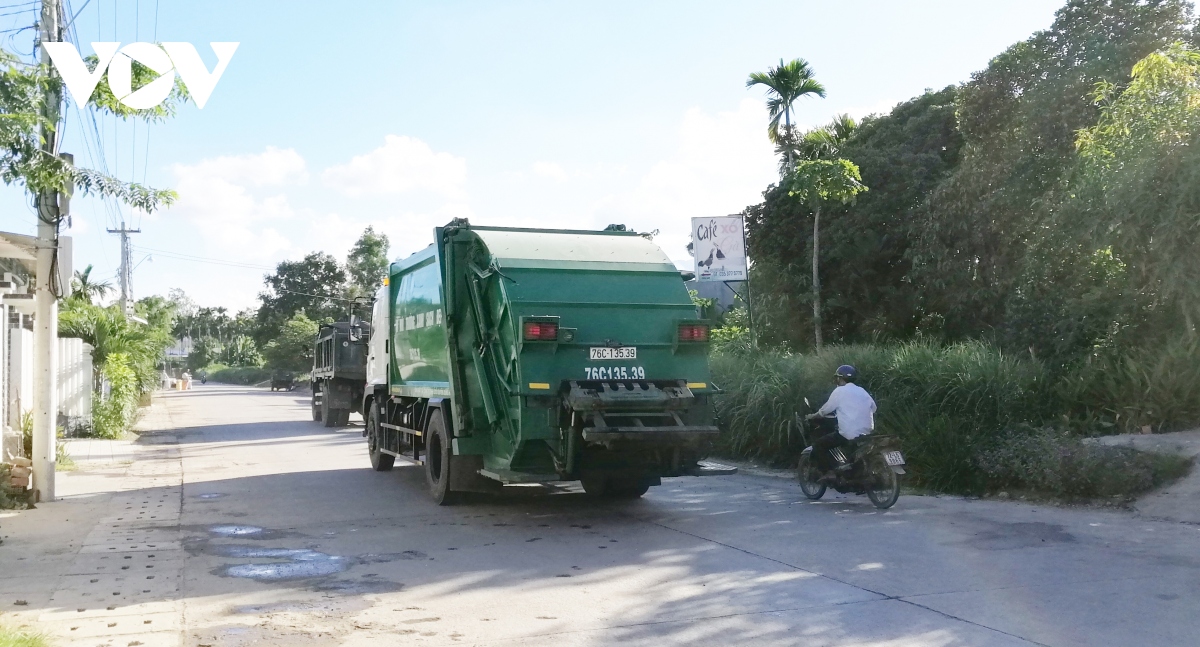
[813,431,850,472]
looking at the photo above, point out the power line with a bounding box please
[131,245,276,271]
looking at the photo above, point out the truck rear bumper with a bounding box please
[581,425,719,443]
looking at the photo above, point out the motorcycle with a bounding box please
[794,398,906,509]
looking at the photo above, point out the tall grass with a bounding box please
[1058,335,1200,433]
[0,625,50,647]
[712,340,1051,492]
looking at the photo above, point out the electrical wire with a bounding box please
[131,245,275,271]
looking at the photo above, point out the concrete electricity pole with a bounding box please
[33,0,62,500]
[107,222,140,315]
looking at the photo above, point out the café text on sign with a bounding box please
[692,216,747,282]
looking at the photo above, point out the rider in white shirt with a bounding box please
[806,365,876,478]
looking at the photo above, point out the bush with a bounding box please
[711,340,1052,492]
[209,366,272,385]
[0,464,32,510]
[977,426,1193,499]
[1058,334,1200,434]
[91,352,138,439]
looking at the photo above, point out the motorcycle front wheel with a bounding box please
[866,454,901,509]
[796,453,826,500]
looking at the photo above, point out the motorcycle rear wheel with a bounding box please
[796,453,826,500]
[866,455,901,509]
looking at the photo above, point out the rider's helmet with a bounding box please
[834,365,858,382]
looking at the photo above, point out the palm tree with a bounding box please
[747,58,827,169]
[71,264,112,305]
[799,113,856,160]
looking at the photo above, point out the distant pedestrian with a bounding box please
[161,369,171,390]
[181,371,192,390]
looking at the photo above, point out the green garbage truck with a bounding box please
[362,219,729,503]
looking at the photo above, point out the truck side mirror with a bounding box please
[349,326,363,343]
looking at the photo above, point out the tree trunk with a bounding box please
[784,109,793,169]
[812,202,822,350]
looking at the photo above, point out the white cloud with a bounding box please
[532,161,568,181]
[608,98,778,264]
[321,135,467,198]
[166,147,309,260]
[179,146,308,186]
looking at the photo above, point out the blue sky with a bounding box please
[0,0,1064,311]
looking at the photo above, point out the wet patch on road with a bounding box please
[208,524,266,537]
[212,546,349,581]
[194,493,227,500]
[967,521,1076,550]
[357,550,430,563]
[311,577,405,594]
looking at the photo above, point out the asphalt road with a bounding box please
[107,386,1200,645]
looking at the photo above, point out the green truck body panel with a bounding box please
[380,221,717,484]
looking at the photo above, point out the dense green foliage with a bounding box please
[346,226,391,297]
[181,226,390,376]
[741,0,1200,444]
[59,300,175,393]
[91,352,138,439]
[747,86,963,344]
[207,365,272,385]
[58,295,179,437]
[255,251,348,347]
[262,312,320,371]
[0,49,176,211]
[712,342,1050,492]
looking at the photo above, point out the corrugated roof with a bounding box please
[474,229,674,267]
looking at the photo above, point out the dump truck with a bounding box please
[311,320,371,427]
[363,219,729,503]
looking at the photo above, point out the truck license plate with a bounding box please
[884,451,905,466]
[589,347,636,360]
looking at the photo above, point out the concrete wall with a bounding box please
[57,337,93,423]
[7,326,32,431]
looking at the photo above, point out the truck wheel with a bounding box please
[311,386,322,422]
[368,406,394,472]
[322,394,337,428]
[425,412,456,505]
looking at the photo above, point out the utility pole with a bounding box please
[107,222,140,315]
[33,0,62,501]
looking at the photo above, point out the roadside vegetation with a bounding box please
[719,0,1200,500]
[58,289,176,438]
[186,227,388,384]
[0,625,49,647]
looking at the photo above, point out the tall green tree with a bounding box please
[1073,43,1200,335]
[747,58,826,168]
[346,226,390,297]
[256,252,348,346]
[786,159,867,348]
[911,0,1194,339]
[745,88,963,348]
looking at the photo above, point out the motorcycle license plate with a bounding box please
[884,451,905,466]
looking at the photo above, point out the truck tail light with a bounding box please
[678,323,710,342]
[523,321,559,341]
